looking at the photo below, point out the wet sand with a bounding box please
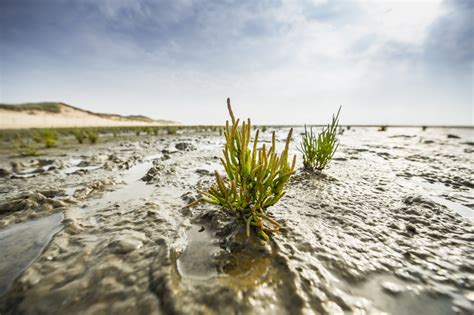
[0,127,473,314]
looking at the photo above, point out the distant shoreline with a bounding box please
[0,102,471,130]
[0,124,472,131]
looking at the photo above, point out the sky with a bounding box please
[1,0,473,125]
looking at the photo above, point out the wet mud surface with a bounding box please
[0,127,473,314]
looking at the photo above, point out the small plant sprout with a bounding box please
[299,106,341,171]
[189,98,296,242]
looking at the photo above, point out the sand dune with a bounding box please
[0,102,178,129]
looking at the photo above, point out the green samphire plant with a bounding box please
[190,98,296,242]
[14,135,39,157]
[73,129,86,144]
[87,130,98,144]
[31,130,42,143]
[42,129,58,148]
[299,106,341,171]
[167,126,177,135]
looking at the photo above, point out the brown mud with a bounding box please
[0,127,473,314]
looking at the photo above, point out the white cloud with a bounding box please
[360,0,444,44]
[1,0,471,125]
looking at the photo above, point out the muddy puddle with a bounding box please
[176,225,221,280]
[0,127,473,314]
[0,213,63,295]
[401,176,473,219]
[0,157,157,298]
[336,273,456,315]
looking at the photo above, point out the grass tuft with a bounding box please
[299,107,341,171]
[0,102,61,113]
[190,98,296,242]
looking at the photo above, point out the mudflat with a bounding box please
[0,127,473,314]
